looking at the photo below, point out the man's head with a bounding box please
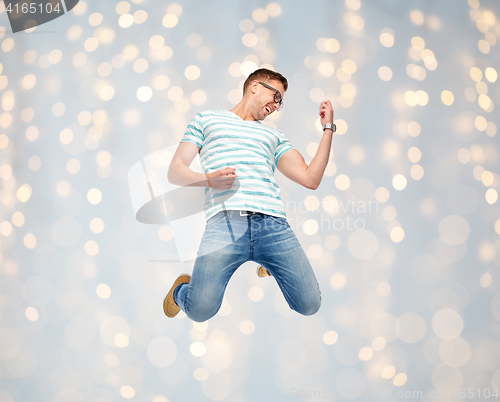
[242,68,288,120]
[243,68,288,96]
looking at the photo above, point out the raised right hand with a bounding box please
[207,167,237,189]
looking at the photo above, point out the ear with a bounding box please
[250,80,259,94]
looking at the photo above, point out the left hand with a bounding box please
[319,100,334,126]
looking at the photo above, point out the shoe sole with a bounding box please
[256,265,272,278]
[163,274,191,318]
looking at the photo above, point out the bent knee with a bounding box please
[294,296,321,316]
[187,310,215,322]
[300,301,321,316]
[185,304,219,322]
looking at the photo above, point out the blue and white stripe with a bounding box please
[181,110,293,220]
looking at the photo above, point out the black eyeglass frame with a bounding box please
[258,81,284,111]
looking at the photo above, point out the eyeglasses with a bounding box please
[258,81,283,111]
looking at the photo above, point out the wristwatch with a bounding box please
[322,123,336,132]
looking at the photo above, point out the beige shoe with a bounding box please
[256,265,272,278]
[163,274,191,317]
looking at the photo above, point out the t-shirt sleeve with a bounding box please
[274,133,294,167]
[180,112,204,149]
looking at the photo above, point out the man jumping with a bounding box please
[164,68,335,322]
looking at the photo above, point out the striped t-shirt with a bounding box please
[181,110,294,220]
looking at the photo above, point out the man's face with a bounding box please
[256,79,285,120]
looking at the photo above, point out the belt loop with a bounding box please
[229,210,234,218]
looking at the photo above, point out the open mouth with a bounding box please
[265,105,272,115]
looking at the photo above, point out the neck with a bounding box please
[229,100,257,121]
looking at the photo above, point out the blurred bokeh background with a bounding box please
[1,0,500,401]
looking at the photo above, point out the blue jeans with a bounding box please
[174,210,321,322]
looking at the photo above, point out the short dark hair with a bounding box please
[243,68,288,95]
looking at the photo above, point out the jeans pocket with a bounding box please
[269,215,288,225]
[205,212,227,229]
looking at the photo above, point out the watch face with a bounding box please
[323,123,336,132]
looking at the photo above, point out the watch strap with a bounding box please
[322,123,336,132]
